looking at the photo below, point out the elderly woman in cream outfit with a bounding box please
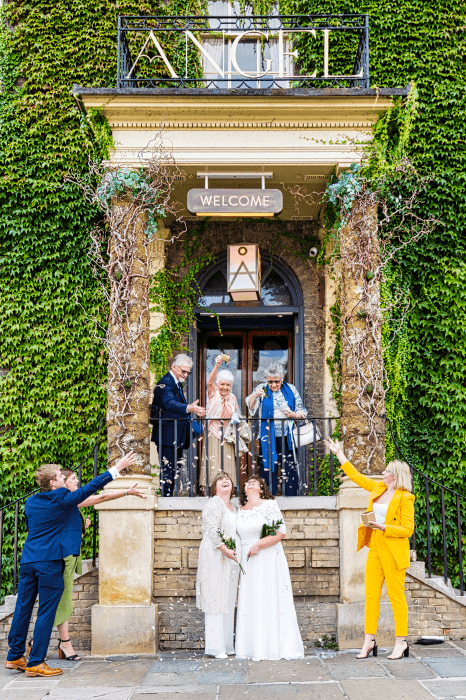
[200,355,240,490]
[196,472,241,659]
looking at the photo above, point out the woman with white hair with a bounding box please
[246,362,307,496]
[200,355,240,490]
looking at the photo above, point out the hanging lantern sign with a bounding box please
[227,244,261,302]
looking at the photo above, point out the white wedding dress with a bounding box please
[235,500,304,661]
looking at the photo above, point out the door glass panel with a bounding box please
[204,335,244,410]
[252,335,289,389]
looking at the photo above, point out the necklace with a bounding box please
[245,498,262,510]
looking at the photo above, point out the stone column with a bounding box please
[336,200,390,648]
[92,210,167,655]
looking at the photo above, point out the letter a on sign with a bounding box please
[227,244,261,302]
[126,30,179,79]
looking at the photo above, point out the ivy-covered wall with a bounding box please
[0,0,205,586]
[1,0,465,588]
[282,0,466,581]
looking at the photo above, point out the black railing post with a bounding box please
[174,420,178,497]
[251,420,256,476]
[189,420,194,497]
[0,510,3,600]
[92,438,99,568]
[281,423,286,496]
[117,16,121,88]
[205,419,209,497]
[410,466,416,553]
[425,477,432,578]
[457,494,464,595]
[441,487,448,584]
[267,419,272,493]
[235,423,240,497]
[329,418,334,496]
[364,14,370,88]
[296,419,303,497]
[13,502,19,594]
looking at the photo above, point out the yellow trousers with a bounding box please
[365,530,408,637]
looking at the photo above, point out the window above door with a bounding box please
[198,255,299,308]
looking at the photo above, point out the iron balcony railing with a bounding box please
[152,415,338,498]
[117,14,370,90]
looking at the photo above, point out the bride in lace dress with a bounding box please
[235,475,304,661]
[196,472,241,659]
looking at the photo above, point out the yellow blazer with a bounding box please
[341,460,415,570]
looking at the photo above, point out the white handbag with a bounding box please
[292,421,322,446]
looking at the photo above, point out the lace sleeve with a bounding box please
[202,497,223,548]
[265,501,287,534]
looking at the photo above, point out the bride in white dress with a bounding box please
[235,475,304,661]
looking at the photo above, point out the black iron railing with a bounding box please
[387,418,465,595]
[152,415,338,498]
[117,14,370,90]
[0,420,104,600]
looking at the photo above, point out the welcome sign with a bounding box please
[187,189,283,217]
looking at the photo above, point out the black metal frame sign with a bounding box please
[187,188,283,217]
[117,14,369,90]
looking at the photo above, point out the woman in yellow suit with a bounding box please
[325,438,414,660]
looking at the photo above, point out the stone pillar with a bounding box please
[336,200,390,648]
[92,210,167,654]
[106,200,151,475]
[148,218,171,487]
[91,479,158,654]
[339,201,385,475]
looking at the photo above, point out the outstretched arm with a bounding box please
[207,355,223,400]
[60,452,138,509]
[324,438,377,492]
[79,483,147,508]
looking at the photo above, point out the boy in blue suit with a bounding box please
[5,451,137,677]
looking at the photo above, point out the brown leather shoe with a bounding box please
[5,656,27,671]
[25,662,63,677]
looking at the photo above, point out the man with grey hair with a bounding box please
[150,354,206,496]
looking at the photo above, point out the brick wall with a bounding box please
[153,503,340,650]
[0,567,98,656]
[406,574,466,641]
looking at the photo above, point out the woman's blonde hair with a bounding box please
[386,460,413,492]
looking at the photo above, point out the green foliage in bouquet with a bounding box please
[260,520,284,538]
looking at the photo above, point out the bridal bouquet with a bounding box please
[260,519,284,538]
[218,530,246,575]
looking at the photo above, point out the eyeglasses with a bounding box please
[179,369,191,376]
[267,380,282,385]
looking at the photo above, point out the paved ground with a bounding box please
[1,641,465,700]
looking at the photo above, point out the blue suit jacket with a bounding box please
[22,471,113,564]
[150,372,189,449]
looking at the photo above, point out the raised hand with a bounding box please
[115,451,138,473]
[323,438,347,465]
[126,482,147,499]
[215,354,223,366]
[187,399,206,417]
